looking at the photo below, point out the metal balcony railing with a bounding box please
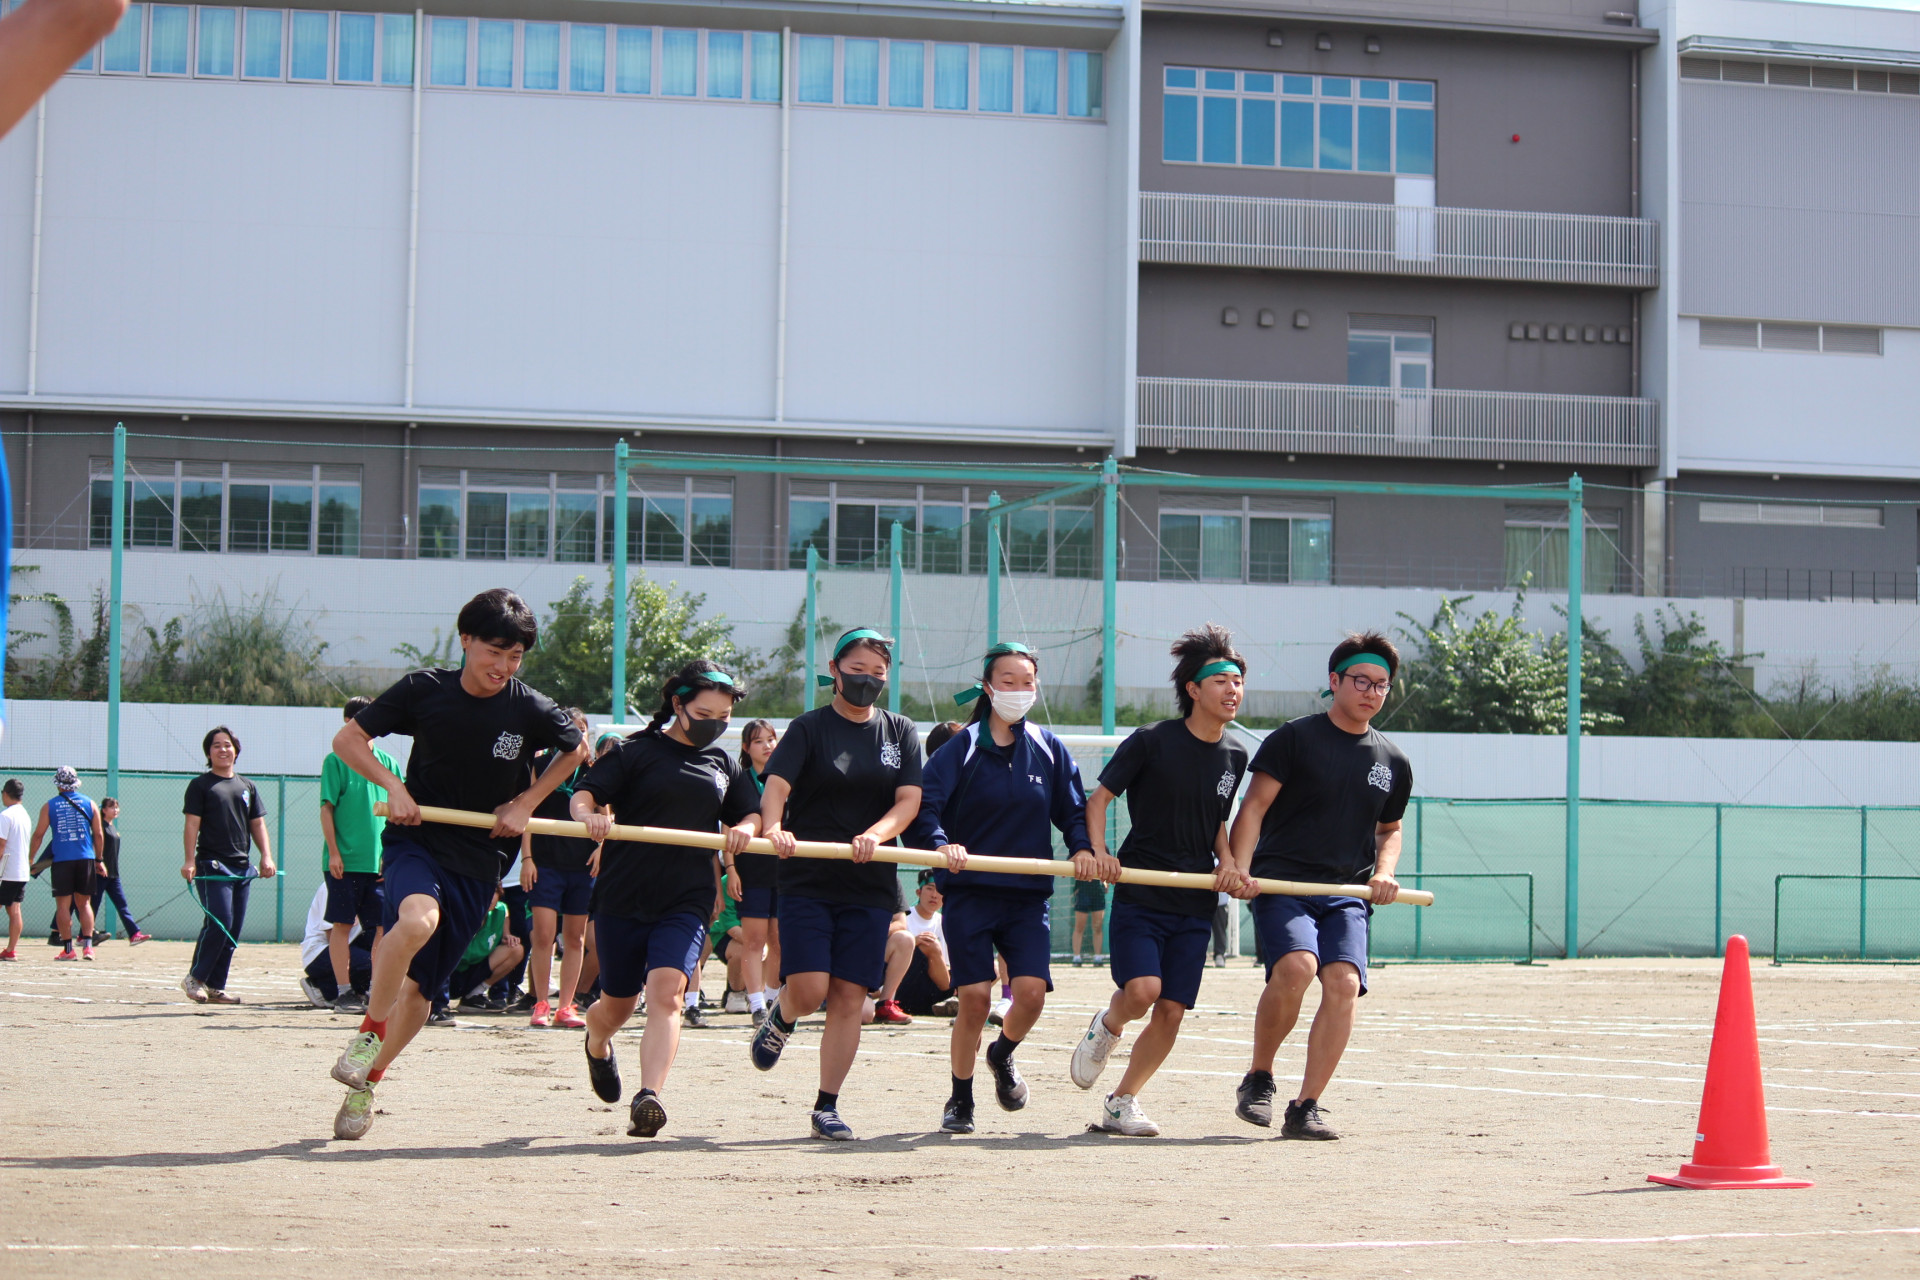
[1140,192,1661,288]
[1137,377,1660,467]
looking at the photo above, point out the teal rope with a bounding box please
[144,872,254,949]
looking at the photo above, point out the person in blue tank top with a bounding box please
[912,642,1093,1135]
[28,766,103,961]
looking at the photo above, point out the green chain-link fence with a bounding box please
[1773,876,1920,963]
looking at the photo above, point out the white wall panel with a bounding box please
[0,90,35,393]
[411,94,779,418]
[35,78,410,403]
[785,109,1110,436]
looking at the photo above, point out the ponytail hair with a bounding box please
[641,659,747,737]
[737,718,776,773]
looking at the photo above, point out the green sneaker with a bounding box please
[334,1087,375,1140]
[331,1030,383,1090]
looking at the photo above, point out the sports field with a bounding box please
[2,944,1914,1279]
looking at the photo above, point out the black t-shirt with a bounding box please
[530,753,597,873]
[183,772,267,867]
[1097,719,1248,918]
[732,768,780,893]
[355,668,582,882]
[1249,713,1413,884]
[100,820,121,878]
[576,732,762,923]
[764,705,923,910]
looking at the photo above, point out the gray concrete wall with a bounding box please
[1669,472,1920,597]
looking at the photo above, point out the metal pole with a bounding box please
[1564,473,1584,960]
[1714,802,1724,957]
[274,776,287,943]
[888,521,902,715]
[986,490,1001,648]
[107,425,125,798]
[1413,795,1424,959]
[611,441,630,720]
[1860,806,1869,959]
[805,545,819,710]
[1100,457,1117,735]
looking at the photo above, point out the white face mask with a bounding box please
[988,688,1038,722]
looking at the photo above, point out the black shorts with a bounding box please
[713,931,734,963]
[0,881,24,906]
[50,861,94,898]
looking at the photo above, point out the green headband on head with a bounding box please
[832,628,889,661]
[674,670,734,697]
[957,641,1036,704]
[1331,653,1393,676]
[1194,659,1244,682]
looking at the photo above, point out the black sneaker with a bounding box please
[425,1006,456,1028]
[628,1088,667,1137]
[1282,1098,1338,1140]
[682,1004,710,1029]
[809,1108,854,1141]
[332,990,369,1015]
[458,995,493,1014]
[1235,1070,1276,1128]
[509,989,538,1013]
[940,1096,975,1134]
[585,1033,622,1103]
[485,994,509,1012]
[749,1009,790,1071]
[986,1049,1029,1112]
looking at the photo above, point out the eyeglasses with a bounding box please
[1338,673,1392,696]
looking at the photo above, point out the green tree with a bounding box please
[1386,591,1620,733]
[1613,606,1751,737]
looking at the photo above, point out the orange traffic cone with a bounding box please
[1649,935,1812,1189]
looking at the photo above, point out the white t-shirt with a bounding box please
[901,906,946,966]
[0,802,32,881]
[299,884,363,969]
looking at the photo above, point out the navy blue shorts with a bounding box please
[776,893,892,991]
[738,881,779,920]
[380,838,495,999]
[529,866,594,916]
[942,890,1053,990]
[1252,894,1371,996]
[1073,878,1109,914]
[323,869,384,931]
[593,911,707,999]
[1108,899,1212,1009]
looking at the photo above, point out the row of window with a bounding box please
[88,462,360,554]
[1157,509,1331,584]
[1680,56,1920,95]
[787,487,1098,578]
[414,472,732,566]
[1699,502,1883,529]
[1698,319,1883,356]
[1163,66,1434,175]
[65,5,1103,118]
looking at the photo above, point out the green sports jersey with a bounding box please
[710,873,740,944]
[460,901,509,967]
[321,746,401,874]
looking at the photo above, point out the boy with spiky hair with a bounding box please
[1068,624,1255,1136]
[1228,630,1411,1140]
[324,589,585,1140]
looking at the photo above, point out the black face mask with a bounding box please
[837,672,887,708]
[681,714,728,749]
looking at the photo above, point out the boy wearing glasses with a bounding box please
[1227,631,1411,1140]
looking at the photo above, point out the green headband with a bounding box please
[832,628,889,660]
[1331,653,1393,676]
[956,641,1036,704]
[674,670,735,697]
[1194,659,1244,682]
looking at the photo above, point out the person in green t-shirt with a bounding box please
[439,886,522,1018]
[707,871,749,1015]
[320,696,402,1013]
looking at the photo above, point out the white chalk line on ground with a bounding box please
[7,1227,1917,1259]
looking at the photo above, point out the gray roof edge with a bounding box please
[1678,34,1920,69]
[1143,2,1656,46]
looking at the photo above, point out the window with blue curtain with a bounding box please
[661,28,695,95]
[979,46,1013,112]
[289,10,329,80]
[798,35,833,102]
[1318,102,1352,169]
[706,30,741,98]
[1280,99,1313,166]
[335,11,372,81]
[1162,67,1196,160]
[429,18,466,86]
[523,22,559,89]
[380,13,413,85]
[933,43,967,109]
[1242,95,1274,165]
[888,41,922,107]
[150,5,191,74]
[750,31,779,101]
[1067,50,1102,117]
[243,9,280,78]
[615,27,650,93]
[1202,92,1235,163]
[1023,47,1057,113]
[1163,66,1435,174]
[1357,103,1391,171]
[476,20,512,87]
[101,4,142,72]
[571,25,605,92]
[197,8,236,76]
[842,38,877,104]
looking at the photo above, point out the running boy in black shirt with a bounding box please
[324,589,585,1140]
[1228,630,1411,1140]
[1068,624,1254,1137]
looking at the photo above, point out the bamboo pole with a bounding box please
[378,804,1435,907]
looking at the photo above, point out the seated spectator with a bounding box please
[867,873,952,1022]
[297,884,370,1009]
[442,883,525,1018]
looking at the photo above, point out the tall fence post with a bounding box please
[805,544,819,710]
[611,440,630,721]
[1564,473,1583,959]
[107,424,126,798]
[1412,795,1424,959]
[986,491,1001,648]
[274,775,287,943]
[1714,802,1724,957]
[1860,806,1869,960]
[1100,457,1117,735]
[888,521,902,715]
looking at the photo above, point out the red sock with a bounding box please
[366,1067,386,1084]
[360,1016,388,1039]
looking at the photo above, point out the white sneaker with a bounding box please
[1068,1009,1120,1090]
[180,975,209,1005]
[988,997,1013,1027]
[1096,1092,1160,1137]
[298,976,331,1009]
[724,989,748,1015]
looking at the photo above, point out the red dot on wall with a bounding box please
[1511,133,1522,143]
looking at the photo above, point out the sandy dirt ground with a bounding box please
[1,942,1915,1279]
